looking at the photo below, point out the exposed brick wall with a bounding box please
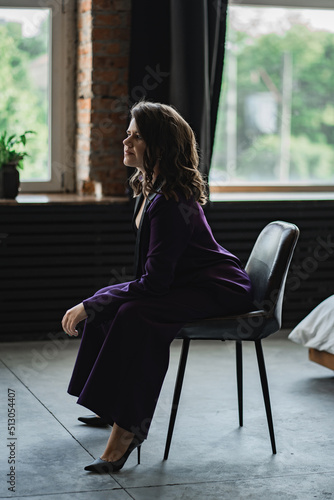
[76,0,131,196]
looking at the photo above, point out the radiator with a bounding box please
[0,199,333,340]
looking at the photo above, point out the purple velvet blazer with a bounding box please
[82,192,253,325]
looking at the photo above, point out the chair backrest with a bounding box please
[245,221,300,332]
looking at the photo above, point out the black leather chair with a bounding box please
[164,220,300,459]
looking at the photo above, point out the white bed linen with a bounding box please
[288,295,334,355]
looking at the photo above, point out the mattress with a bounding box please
[288,295,334,355]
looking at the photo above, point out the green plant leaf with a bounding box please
[0,129,36,168]
[7,134,16,144]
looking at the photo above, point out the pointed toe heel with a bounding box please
[78,415,110,427]
[84,458,109,473]
[84,437,143,473]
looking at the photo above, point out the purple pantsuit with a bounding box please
[67,192,254,440]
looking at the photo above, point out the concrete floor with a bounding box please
[0,332,333,500]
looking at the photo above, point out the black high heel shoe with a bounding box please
[84,436,143,473]
[78,415,110,427]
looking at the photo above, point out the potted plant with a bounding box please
[0,130,36,199]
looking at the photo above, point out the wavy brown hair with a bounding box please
[128,101,208,205]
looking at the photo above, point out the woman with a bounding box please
[62,101,254,473]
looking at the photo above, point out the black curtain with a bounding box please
[128,0,228,183]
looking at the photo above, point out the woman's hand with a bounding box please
[62,303,88,337]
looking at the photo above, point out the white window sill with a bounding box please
[1,191,334,205]
[210,191,334,202]
[0,193,129,205]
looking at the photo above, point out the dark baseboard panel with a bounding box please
[0,199,333,340]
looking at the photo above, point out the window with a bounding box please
[210,0,334,190]
[0,0,74,192]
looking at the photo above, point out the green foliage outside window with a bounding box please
[0,16,49,181]
[212,12,334,185]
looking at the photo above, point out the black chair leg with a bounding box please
[164,338,191,460]
[255,340,277,454]
[236,341,243,427]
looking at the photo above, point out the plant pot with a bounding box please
[0,163,20,199]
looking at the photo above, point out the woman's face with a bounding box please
[123,118,146,172]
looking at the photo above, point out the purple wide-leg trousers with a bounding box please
[67,284,252,440]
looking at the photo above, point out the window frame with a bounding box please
[211,0,334,193]
[0,0,74,193]
[229,0,334,8]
